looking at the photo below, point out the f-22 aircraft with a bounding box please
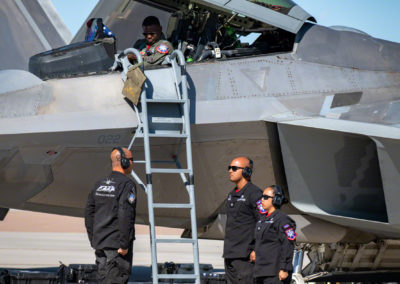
[1,0,400,280]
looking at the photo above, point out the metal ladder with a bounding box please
[121,48,200,284]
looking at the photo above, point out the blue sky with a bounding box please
[51,0,399,43]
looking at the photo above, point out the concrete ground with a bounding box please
[0,210,224,269]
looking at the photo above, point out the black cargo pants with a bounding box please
[224,257,254,284]
[95,246,133,284]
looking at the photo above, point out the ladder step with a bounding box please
[153,203,192,208]
[151,168,190,174]
[156,238,195,244]
[149,133,188,138]
[146,99,186,103]
[152,117,183,123]
[157,274,197,279]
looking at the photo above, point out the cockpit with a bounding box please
[73,0,315,64]
[29,0,316,78]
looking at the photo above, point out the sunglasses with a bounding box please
[262,195,274,200]
[143,32,156,36]
[228,166,244,171]
[127,157,133,162]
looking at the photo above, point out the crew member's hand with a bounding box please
[279,270,288,281]
[118,248,128,256]
[250,250,256,263]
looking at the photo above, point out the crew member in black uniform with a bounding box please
[254,185,296,284]
[223,156,263,284]
[85,147,137,284]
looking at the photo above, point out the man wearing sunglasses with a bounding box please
[128,16,173,67]
[223,157,263,284]
[85,147,137,284]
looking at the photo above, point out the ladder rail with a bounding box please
[139,82,160,283]
[128,104,143,149]
[180,62,201,282]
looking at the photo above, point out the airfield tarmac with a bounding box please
[0,210,224,269]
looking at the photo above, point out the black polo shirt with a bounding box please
[223,182,263,259]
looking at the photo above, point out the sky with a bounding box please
[51,0,399,43]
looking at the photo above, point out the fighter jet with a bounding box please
[1,0,400,280]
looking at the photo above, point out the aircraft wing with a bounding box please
[0,0,71,70]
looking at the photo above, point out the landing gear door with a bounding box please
[197,0,314,34]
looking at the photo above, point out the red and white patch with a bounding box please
[156,43,169,54]
[140,50,146,55]
[284,227,297,240]
[256,199,267,214]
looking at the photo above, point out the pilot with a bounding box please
[128,16,174,67]
[253,185,296,284]
[223,156,263,284]
[84,147,137,284]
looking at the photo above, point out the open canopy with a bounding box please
[198,0,315,33]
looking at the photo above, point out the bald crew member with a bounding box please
[223,157,263,284]
[85,147,137,284]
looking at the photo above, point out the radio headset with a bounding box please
[113,147,130,169]
[270,185,284,207]
[242,157,253,179]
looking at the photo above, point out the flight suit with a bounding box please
[223,182,263,284]
[135,38,174,67]
[85,171,137,284]
[254,210,296,284]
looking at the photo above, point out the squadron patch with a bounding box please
[156,44,169,54]
[128,192,136,204]
[256,199,267,214]
[284,226,296,241]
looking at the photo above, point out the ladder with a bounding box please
[121,48,200,284]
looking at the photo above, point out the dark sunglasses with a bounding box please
[228,165,244,171]
[143,32,156,36]
[262,195,274,200]
[127,157,133,162]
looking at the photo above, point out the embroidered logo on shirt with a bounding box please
[128,192,136,204]
[156,43,169,54]
[256,199,267,214]
[284,227,296,240]
[237,195,246,202]
[104,179,115,185]
[97,185,115,193]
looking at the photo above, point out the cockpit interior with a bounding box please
[83,0,306,64]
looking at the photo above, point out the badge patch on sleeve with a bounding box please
[284,227,296,240]
[128,192,136,204]
[156,44,169,54]
[256,199,267,214]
